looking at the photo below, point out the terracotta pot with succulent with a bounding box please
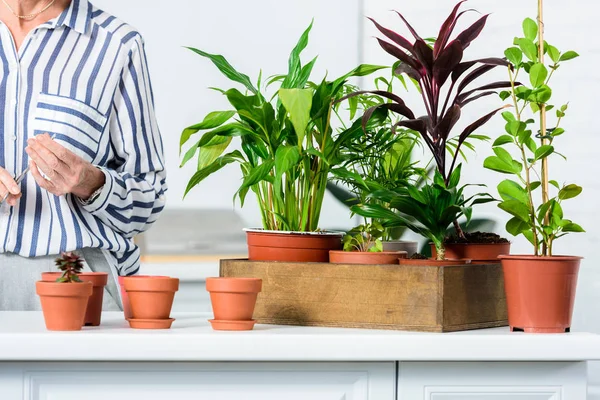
[123,276,179,329]
[330,222,407,264]
[484,2,583,333]
[180,22,386,262]
[344,0,514,260]
[206,277,262,331]
[36,252,93,331]
[41,252,108,327]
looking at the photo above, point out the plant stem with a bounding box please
[538,0,550,256]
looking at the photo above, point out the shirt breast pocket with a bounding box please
[32,93,108,163]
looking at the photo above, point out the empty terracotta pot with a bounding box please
[399,258,471,266]
[329,250,407,265]
[118,275,169,319]
[122,276,179,320]
[42,272,108,326]
[206,277,262,322]
[36,281,93,331]
[431,242,511,262]
[500,255,581,333]
[245,228,343,262]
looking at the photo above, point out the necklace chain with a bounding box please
[1,0,56,20]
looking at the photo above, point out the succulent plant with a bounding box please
[54,252,85,283]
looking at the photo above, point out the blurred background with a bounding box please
[93,0,599,394]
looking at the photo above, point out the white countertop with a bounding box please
[1,312,599,362]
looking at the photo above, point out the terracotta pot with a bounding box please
[399,258,471,266]
[127,318,175,330]
[329,250,407,265]
[206,277,262,322]
[42,272,108,326]
[382,240,419,257]
[245,228,343,263]
[500,255,581,333]
[36,281,93,331]
[431,242,511,262]
[118,275,168,319]
[123,276,179,320]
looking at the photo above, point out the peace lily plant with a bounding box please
[484,0,584,333]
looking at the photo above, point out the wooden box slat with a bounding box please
[220,259,507,332]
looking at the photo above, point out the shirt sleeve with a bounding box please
[77,34,167,238]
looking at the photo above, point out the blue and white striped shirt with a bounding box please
[0,0,167,275]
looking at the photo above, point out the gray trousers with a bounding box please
[0,248,121,311]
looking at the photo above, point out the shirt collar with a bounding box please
[50,0,92,35]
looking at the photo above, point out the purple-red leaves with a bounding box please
[394,11,422,41]
[376,38,422,74]
[458,105,511,144]
[433,40,464,86]
[434,0,468,57]
[455,14,489,51]
[368,17,414,55]
[413,39,434,72]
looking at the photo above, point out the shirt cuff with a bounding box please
[76,167,114,214]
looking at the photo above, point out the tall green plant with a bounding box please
[180,22,385,232]
[484,10,584,256]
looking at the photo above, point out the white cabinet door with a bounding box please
[0,362,395,400]
[398,362,587,400]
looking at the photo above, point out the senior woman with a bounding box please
[0,0,166,310]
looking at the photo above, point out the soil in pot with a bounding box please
[36,281,93,331]
[432,232,511,262]
[245,229,342,263]
[206,277,262,323]
[42,272,108,326]
[329,250,407,265]
[500,255,581,333]
[122,276,179,320]
[382,241,418,257]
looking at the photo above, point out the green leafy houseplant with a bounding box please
[180,22,384,233]
[353,166,494,260]
[483,16,584,255]
[342,222,385,253]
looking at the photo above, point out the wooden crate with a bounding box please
[220,259,508,332]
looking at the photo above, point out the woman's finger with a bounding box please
[25,146,66,186]
[26,138,70,177]
[0,168,20,195]
[37,134,76,169]
[30,161,59,195]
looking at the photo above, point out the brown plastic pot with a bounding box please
[382,241,419,257]
[399,258,471,266]
[500,255,581,333]
[123,276,179,320]
[42,272,108,326]
[431,242,511,262]
[206,277,262,323]
[329,250,407,265]
[36,281,93,331]
[118,275,168,319]
[245,228,343,262]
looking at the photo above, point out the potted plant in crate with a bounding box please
[36,252,93,331]
[347,0,514,262]
[484,6,583,332]
[329,221,408,264]
[41,252,108,326]
[180,21,385,262]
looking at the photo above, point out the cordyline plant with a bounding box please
[54,252,84,283]
[180,22,384,232]
[484,3,583,256]
[346,0,515,238]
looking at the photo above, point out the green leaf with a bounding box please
[274,145,301,182]
[237,161,275,206]
[549,180,560,189]
[529,63,548,87]
[504,47,523,66]
[180,139,200,167]
[183,151,242,197]
[534,145,554,160]
[547,45,560,63]
[506,120,526,136]
[493,135,513,147]
[559,51,579,62]
[180,111,235,151]
[502,111,516,122]
[281,21,313,89]
[562,222,585,233]
[494,147,515,164]
[186,47,258,95]
[522,18,538,41]
[198,136,232,170]
[534,85,552,103]
[279,88,314,145]
[517,129,532,145]
[506,216,530,236]
[558,184,583,200]
[484,156,521,175]
[498,179,529,204]
[517,38,538,61]
[499,199,532,222]
[529,181,541,191]
[499,91,511,101]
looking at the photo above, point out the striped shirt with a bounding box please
[0,0,167,276]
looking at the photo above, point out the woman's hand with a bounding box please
[25,134,105,200]
[0,167,21,206]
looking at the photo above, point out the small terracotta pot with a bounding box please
[206,277,262,322]
[245,228,343,263]
[329,250,407,265]
[431,242,511,262]
[500,255,581,333]
[42,272,108,326]
[118,275,168,319]
[399,258,471,266]
[382,241,418,257]
[36,281,93,331]
[123,276,179,320]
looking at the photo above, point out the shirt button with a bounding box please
[11,135,16,141]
